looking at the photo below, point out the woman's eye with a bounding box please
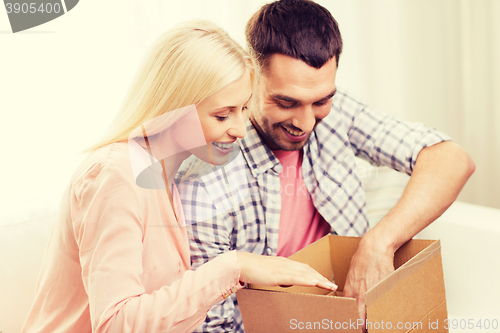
[216,116,229,121]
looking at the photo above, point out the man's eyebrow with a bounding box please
[270,89,337,104]
[316,89,337,102]
[270,93,298,103]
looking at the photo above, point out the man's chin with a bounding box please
[280,142,307,151]
[254,124,310,150]
[273,136,309,151]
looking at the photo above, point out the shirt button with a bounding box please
[266,248,272,255]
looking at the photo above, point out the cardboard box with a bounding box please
[237,235,448,332]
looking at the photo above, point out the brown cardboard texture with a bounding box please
[236,235,447,332]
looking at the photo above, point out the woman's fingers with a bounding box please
[315,277,338,291]
[236,252,337,291]
[276,268,337,291]
[281,261,337,290]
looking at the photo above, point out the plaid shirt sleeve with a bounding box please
[178,157,250,333]
[185,188,239,332]
[333,90,452,175]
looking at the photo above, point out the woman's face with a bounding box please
[194,71,252,165]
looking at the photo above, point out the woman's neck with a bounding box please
[161,151,191,188]
[138,128,192,188]
[160,128,193,187]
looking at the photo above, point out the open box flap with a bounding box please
[365,240,448,331]
[394,239,436,270]
[366,239,441,307]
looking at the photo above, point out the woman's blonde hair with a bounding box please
[88,20,257,151]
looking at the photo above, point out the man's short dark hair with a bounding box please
[245,0,343,70]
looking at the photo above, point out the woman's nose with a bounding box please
[228,111,247,138]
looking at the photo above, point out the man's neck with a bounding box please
[249,116,280,150]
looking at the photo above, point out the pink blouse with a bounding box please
[21,143,242,333]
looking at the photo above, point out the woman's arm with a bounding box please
[72,156,243,333]
[72,148,336,333]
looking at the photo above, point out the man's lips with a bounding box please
[281,126,308,142]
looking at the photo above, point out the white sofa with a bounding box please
[1,166,498,333]
[415,201,500,330]
[0,198,58,333]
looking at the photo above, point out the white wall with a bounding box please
[0,0,141,225]
[1,0,498,226]
[2,1,498,223]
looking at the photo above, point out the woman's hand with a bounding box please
[236,252,337,291]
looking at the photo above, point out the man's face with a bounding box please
[250,53,337,151]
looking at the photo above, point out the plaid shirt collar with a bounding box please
[238,121,283,178]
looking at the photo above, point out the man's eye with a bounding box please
[314,98,333,107]
[276,102,295,109]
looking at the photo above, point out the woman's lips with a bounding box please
[211,142,234,154]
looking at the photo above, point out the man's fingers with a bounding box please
[343,280,353,298]
[356,285,367,319]
[343,272,358,298]
[358,299,365,321]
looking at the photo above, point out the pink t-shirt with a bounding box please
[274,150,331,257]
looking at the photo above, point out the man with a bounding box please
[180,0,475,331]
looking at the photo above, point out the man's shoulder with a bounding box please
[334,88,367,104]
[325,88,367,121]
[313,87,364,139]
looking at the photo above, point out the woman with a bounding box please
[21,21,336,333]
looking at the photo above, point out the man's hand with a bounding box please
[344,141,475,327]
[343,229,395,323]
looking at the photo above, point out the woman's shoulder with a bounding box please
[70,142,136,197]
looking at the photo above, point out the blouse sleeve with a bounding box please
[70,150,242,333]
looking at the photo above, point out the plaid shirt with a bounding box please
[177,88,450,332]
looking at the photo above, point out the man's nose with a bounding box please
[292,105,316,133]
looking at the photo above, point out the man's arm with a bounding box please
[179,173,241,332]
[344,140,475,319]
[178,154,259,333]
